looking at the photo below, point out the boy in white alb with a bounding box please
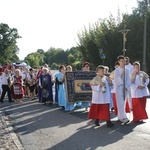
[88,65,114,127]
[114,55,130,124]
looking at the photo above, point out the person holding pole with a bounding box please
[114,55,130,124]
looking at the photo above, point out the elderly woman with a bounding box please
[39,68,53,104]
[11,69,24,103]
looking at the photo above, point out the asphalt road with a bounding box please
[1,98,150,150]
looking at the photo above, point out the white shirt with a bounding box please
[131,74,149,98]
[1,73,11,85]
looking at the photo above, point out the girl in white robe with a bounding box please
[130,62,149,122]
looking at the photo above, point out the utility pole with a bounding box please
[142,0,148,72]
[119,25,130,57]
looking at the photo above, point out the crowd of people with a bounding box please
[0,55,149,128]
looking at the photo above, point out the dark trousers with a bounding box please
[0,85,12,102]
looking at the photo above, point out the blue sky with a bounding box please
[0,0,138,59]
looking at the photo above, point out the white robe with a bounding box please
[114,67,131,120]
[90,76,111,104]
[131,74,149,98]
[125,63,134,74]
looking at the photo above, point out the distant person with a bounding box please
[125,57,134,74]
[65,65,75,112]
[78,62,91,111]
[27,68,36,100]
[104,66,114,111]
[36,66,43,102]
[0,68,14,103]
[23,68,30,98]
[10,65,16,76]
[109,61,120,115]
[104,66,110,77]
[66,65,72,72]
[130,62,149,122]
[39,68,53,104]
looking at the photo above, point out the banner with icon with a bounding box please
[65,71,96,103]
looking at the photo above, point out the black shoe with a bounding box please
[111,107,114,111]
[107,121,114,127]
[62,106,65,110]
[9,100,14,103]
[0,100,4,103]
[94,120,100,126]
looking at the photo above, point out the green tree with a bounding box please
[68,53,75,64]
[37,49,44,54]
[44,47,68,67]
[77,16,122,70]
[77,2,150,72]
[0,23,21,64]
[51,62,60,70]
[24,52,42,68]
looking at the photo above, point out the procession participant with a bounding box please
[125,56,133,111]
[66,65,72,72]
[88,65,114,127]
[130,62,149,122]
[109,61,119,115]
[104,66,114,111]
[110,61,130,115]
[11,69,24,103]
[0,68,14,103]
[36,66,43,102]
[114,55,130,124]
[65,65,75,112]
[27,68,36,100]
[104,66,110,77]
[55,65,66,109]
[39,68,53,104]
[125,57,134,74]
[78,62,91,111]
[10,65,16,76]
[23,68,30,98]
[110,61,130,114]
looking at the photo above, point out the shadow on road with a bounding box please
[0,98,148,150]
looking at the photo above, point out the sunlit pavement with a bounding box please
[0,97,150,150]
